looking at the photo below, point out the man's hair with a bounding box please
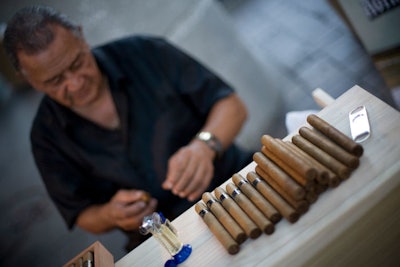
[3,6,81,71]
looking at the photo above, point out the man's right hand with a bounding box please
[76,189,157,233]
[106,189,158,231]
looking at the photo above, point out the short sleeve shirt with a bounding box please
[31,36,253,228]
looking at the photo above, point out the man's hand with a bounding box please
[105,189,158,231]
[162,140,215,202]
[76,189,157,233]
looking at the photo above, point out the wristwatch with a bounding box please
[195,131,223,159]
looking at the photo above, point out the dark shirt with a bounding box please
[31,35,253,229]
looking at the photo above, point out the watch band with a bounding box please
[195,131,223,159]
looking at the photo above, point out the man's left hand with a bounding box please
[162,140,215,202]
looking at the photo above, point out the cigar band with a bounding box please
[231,188,241,199]
[219,193,229,202]
[237,179,248,187]
[251,177,261,187]
[206,198,217,208]
[198,208,209,218]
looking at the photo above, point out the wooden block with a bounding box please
[63,241,114,267]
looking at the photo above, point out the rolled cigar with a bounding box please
[299,127,360,169]
[307,114,363,157]
[247,171,299,223]
[202,192,247,244]
[140,192,151,204]
[226,183,274,235]
[253,152,306,200]
[261,135,317,181]
[195,202,240,255]
[214,187,261,239]
[255,166,309,214]
[261,146,314,190]
[232,173,282,224]
[292,135,351,180]
[284,141,334,187]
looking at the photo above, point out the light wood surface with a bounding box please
[116,85,400,267]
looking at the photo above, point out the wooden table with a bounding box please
[116,85,400,267]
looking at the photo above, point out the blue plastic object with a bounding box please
[164,244,192,267]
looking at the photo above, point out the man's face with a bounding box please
[17,25,103,109]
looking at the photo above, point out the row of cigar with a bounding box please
[195,114,364,255]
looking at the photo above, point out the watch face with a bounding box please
[199,131,212,141]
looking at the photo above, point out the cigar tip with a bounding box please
[236,233,247,244]
[288,212,300,223]
[194,202,207,213]
[249,228,262,239]
[263,223,275,235]
[201,192,212,201]
[225,183,236,194]
[270,213,282,224]
[228,244,240,255]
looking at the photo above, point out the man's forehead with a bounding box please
[18,26,85,80]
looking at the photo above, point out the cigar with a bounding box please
[247,171,300,223]
[253,152,306,200]
[261,146,314,190]
[83,251,94,267]
[292,135,351,180]
[140,192,151,204]
[202,192,247,244]
[226,183,274,235]
[195,202,240,255]
[261,135,318,181]
[214,187,262,239]
[232,173,282,224]
[307,114,363,157]
[284,141,340,187]
[255,166,309,214]
[299,127,360,169]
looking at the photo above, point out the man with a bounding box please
[4,6,253,250]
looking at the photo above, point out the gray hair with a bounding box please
[3,6,81,71]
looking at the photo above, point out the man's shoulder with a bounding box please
[97,34,167,50]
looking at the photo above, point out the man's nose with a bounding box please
[65,74,83,92]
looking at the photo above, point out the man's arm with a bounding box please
[162,93,247,201]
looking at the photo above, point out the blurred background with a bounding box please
[0,0,399,266]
